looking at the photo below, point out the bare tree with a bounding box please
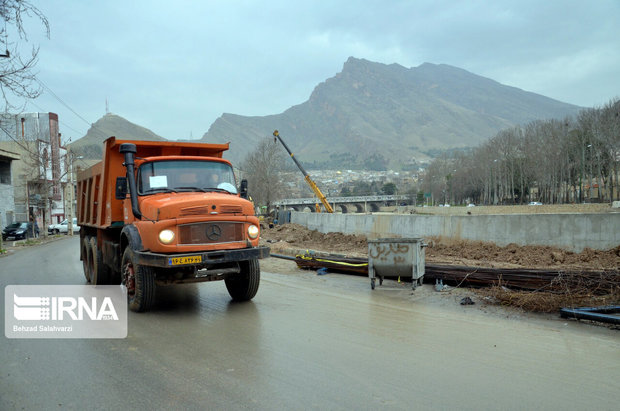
[420,98,619,206]
[0,0,49,110]
[598,99,620,203]
[240,136,288,213]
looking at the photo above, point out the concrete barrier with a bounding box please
[290,212,620,252]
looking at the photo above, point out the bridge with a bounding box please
[272,195,410,213]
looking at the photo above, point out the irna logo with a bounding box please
[13,294,119,321]
[5,285,128,339]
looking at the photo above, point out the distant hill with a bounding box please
[201,57,583,168]
[69,113,166,159]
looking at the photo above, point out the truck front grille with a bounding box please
[178,222,245,245]
[179,204,243,216]
[179,206,209,216]
[220,205,242,214]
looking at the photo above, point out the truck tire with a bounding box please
[225,259,260,301]
[81,237,92,283]
[121,248,155,312]
[90,237,112,285]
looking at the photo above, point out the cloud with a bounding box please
[16,0,620,143]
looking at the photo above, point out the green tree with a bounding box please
[381,182,396,195]
[416,190,424,205]
[351,181,372,196]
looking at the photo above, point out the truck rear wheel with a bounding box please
[225,259,260,301]
[81,237,92,283]
[90,237,112,285]
[121,248,155,312]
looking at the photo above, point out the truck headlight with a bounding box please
[247,224,259,239]
[159,229,175,244]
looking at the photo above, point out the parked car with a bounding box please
[48,218,80,234]
[528,201,543,206]
[2,222,35,241]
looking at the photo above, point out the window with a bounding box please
[0,160,10,184]
[137,160,237,195]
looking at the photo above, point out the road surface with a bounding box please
[1,237,619,410]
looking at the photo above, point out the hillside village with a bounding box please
[279,169,418,199]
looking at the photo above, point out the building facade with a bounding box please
[0,147,20,228]
[0,112,67,230]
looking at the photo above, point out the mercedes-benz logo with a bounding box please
[206,224,222,241]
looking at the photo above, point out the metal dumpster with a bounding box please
[368,238,426,290]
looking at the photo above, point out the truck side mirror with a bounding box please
[240,179,248,199]
[115,177,128,199]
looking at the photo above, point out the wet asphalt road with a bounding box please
[1,237,619,410]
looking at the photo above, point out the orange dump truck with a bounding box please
[77,137,269,312]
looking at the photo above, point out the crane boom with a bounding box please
[273,130,334,213]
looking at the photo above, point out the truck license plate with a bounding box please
[169,255,202,266]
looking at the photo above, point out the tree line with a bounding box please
[420,98,620,205]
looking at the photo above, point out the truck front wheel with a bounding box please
[121,248,156,312]
[225,259,260,301]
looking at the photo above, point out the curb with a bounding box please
[0,235,76,257]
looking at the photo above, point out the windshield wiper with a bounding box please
[144,188,178,194]
[175,186,207,192]
[202,187,234,194]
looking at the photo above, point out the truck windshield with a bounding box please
[137,160,238,195]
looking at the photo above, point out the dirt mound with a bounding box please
[426,239,620,270]
[262,224,368,256]
[261,224,620,270]
[260,223,620,314]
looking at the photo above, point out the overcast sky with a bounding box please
[12,0,620,144]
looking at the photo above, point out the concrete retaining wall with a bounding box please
[290,212,620,252]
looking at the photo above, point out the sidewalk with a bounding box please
[0,234,75,258]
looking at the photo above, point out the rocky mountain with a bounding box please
[69,113,165,159]
[201,57,582,168]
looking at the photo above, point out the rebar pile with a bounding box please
[425,265,620,294]
[292,253,619,294]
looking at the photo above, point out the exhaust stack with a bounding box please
[119,143,142,220]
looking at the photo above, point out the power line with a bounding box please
[35,77,91,127]
[27,99,85,141]
[34,76,109,140]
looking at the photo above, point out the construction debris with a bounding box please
[294,253,368,275]
[261,223,620,270]
[291,252,619,292]
[262,224,620,313]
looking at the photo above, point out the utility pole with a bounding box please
[66,149,74,235]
